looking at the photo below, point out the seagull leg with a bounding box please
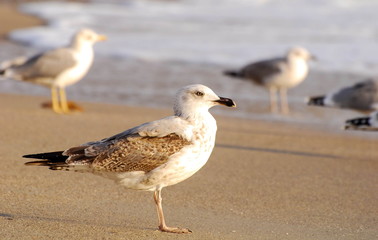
[51,86,63,114]
[279,88,290,114]
[153,189,192,234]
[269,87,278,113]
[59,87,70,113]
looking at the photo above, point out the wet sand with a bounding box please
[0,3,377,240]
[0,3,44,39]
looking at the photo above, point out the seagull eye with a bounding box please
[195,91,204,97]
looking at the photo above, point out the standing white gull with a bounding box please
[23,84,236,233]
[0,28,106,113]
[307,78,378,113]
[224,46,314,114]
[344,111,378,131]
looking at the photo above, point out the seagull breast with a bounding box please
[54,45,94,88]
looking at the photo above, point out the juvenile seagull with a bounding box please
[23,84,236,234]
[307,79,378,113]
[0,28,106,113]
[224,47,314,114]
[344,111,378,131]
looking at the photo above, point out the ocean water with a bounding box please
[10,0,378,74]
[2,0,378,133]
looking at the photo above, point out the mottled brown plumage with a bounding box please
[24,134,191,173]
[91,134,191,172]
[23,84,236,234]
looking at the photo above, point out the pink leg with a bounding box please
[279,88,290,114]
[153,189,192,234]
[269,87,278,113]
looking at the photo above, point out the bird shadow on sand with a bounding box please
[0,213,14,220]
[0,212,151,231]
[217,144,340,159]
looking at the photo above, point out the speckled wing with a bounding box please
[10,48,77,84]
[60,116,194,172]
[65,133,191,173]
[241,57,284,85]
[92,133,191,172]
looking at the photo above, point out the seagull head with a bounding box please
[287,46,316,62]
[174,84,236,118]
[72,28,107,47]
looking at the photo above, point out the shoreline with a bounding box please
[0,2,374,135]
[0,3,44,40]
[0,50,373,138]
[2,90,377,141]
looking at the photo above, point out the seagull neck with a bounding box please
[70,38,81,50]
[70,40,91,52]
[175,108,213,124]
[287,55,304,65]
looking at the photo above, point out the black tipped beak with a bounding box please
[215,97,236,107]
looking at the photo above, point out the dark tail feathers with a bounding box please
[223,70,244,78]
[307,96,325,106]
[23,151,68,170]
[23,151,66,160]
[344,117,371,130]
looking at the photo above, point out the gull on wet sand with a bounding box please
[23,84,236,233]
[224,46,314,114]
[0,28,106,114]
[344,111,378,131]
[307,79,378,113]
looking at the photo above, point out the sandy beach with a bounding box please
[0,3,378,240]
[1,93,378,240]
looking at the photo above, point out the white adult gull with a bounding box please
[307,78,378,113]
[23,84,236,233]
[0,28,106,113]
[344,111,378,131]
[224,46,314,114]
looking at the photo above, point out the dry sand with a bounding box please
[1,93,378,240]
[0,3,378,240]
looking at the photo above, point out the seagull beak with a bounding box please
[96,35,107,41]
[214,97,236,107]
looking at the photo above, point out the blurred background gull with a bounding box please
[1,0,378,129]
[1,28,106,113]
